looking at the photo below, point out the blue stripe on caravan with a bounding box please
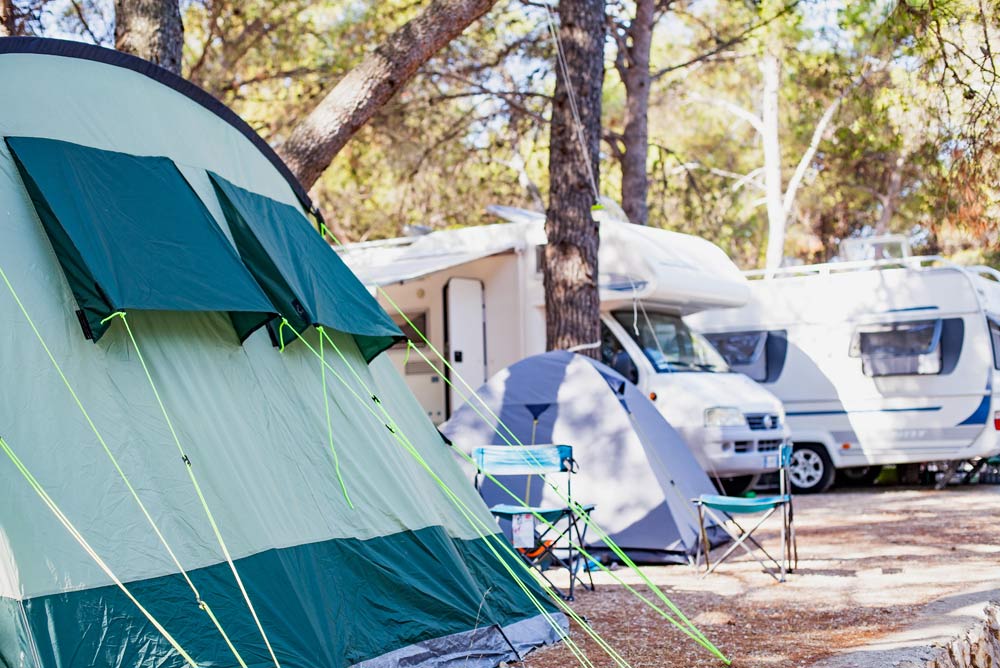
[5,526,557,668]
[881,305,939,313]
[787,406,942,417]
[958,395,992,426]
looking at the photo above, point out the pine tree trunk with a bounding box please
[875,154,905,235]
[279,0,497,190]
[761,50,786,271]
[619,0,654,226]
[544,0,605,356]
[0,0,15,37]
[114,0,183,75]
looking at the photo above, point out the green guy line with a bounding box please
[0,266,249,667]
[0,437,198,668]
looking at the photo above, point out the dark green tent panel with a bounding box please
[209,172,404,361]
[4,136,275,341]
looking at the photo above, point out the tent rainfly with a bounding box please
[442,351,728,564]
[0,37,563,668]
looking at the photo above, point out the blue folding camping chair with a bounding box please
[472,444,595,600]
[694,442,798,581]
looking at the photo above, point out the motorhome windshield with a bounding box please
[613,310,730,373]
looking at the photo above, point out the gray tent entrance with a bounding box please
[442,351,727,563]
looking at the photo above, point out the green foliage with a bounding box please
[26,0,1000,264]
[179,0,556,240]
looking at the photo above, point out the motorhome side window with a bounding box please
[849,319,943,377]
[705,331,768,381]
[391,311,428,348]
[989,318,1000,370]
[600,323,639,384]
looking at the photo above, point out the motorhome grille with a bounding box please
[733,441,751,453]
[757,440,782,452]
[746,413,780,430]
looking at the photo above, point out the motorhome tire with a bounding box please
[716,474,760,496]
[836,465,883,487]
[789,444,835,494]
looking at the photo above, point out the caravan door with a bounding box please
[445,277,487,416]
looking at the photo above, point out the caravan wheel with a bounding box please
[789,444,835,494]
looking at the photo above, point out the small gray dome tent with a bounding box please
[0,37,563,668]
[441,351,727,564]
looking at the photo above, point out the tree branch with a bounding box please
[782,71,868,217]
[278,0,498,190]
[687,94,764,134]
[651,0,801,80]
[68,0,101,43]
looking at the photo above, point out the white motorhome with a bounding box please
[339,206,789,493]
[692,236,1000,493]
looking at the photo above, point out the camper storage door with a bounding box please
[445,277,487,417]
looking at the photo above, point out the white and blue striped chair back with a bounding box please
[472,445,574,476]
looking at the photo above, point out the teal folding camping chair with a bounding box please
[472,444,595,600]
[694,442,798,582]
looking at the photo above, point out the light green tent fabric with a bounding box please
[0,37,564,668]
[209,172,403,361]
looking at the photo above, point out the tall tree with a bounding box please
[278,0,498,191]
[608,0,657,225]
[114,0,183,74]
[0,0,14,36]
[544,0,605,355]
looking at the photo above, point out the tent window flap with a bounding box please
[208,172,403,362]
[5,136,275,341]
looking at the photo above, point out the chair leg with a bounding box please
[576,513,595,592]
[697,504,710,572]
[567,524,576,602]
[779,502,787,583]
[702,507,783,581]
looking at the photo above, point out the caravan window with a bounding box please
[704,331,768,381]
[850,320,943,377]
[391,311,428,348]
[989,318,1000,370]
[612,310,729,373]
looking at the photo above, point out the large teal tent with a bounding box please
[0,37,563,668]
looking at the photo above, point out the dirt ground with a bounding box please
[524,485,1000,668]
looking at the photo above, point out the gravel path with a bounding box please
[524,486,1000,668]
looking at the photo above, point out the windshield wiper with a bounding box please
[694,363,725,372]
[657,360,701,371]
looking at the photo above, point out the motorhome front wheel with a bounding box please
[789,444,835,494]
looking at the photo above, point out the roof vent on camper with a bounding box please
[839,234,912,262]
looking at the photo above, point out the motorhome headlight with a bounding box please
[704,406,746,428]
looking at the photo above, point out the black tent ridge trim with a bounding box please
[0,36,316,216]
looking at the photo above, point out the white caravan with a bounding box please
[339,206,789,492]
[692,236,1000,493]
